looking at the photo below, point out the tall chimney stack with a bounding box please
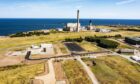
[77,10,80,32]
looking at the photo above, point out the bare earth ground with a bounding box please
[53,61,68,84]
[54,44,63,55]
[0,56,24,67]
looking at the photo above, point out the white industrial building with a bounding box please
[95,28,111,33]
[66,23,81,32]
[65,10,81,32]
[131,50,140,62]
[27,43,54,55]
[56,28,63,31]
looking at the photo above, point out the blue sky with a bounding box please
[0,0,140,19]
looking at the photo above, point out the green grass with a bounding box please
[62,60,92,84]
[1,31,140,51]
[0,63,44,84]
[83,56,140,84]
[77,41,102,52]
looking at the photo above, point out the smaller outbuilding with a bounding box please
[95,28,111,33]
[131,50,140,62]
[56,28,63,31]
[117,49,134,53]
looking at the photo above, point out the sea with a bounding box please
[0,18,140,36]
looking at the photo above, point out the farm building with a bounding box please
[125,37,140,45]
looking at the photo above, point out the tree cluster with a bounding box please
[85,36,119,48]
[65,37,83,42]
[10,31,50,37]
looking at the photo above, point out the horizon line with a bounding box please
[0,18,140,20]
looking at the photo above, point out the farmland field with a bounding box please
[0,31,140,53]
[82,56,140,84]
[77,41,102,52]
[62,60,92,84]
[0,63,44,84]
[54,42,69,54]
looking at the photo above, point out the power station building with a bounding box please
[66,23,81,32]
[66,10,81,32]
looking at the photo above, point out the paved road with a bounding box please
[35,59,56,84]
[76,57,99,84]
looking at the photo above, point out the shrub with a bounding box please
[85,36,119,48]
[10,31,50,37]
[115,34,122,38]
[65,37,83,42]
[85,36,99,42]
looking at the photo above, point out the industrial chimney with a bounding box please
[77,10,80,32]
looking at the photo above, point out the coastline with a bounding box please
[0,36,9,38]
[0,19,140,36]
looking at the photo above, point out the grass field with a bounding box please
[62,60,92,84]
[83,56,140,84]
[55,42,69,54]
[77,41,102,52]
[0,63,44,84]
[0,31,140,51]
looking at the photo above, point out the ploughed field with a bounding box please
[82,56,140,84]
[64,42,85,52]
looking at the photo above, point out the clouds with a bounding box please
[116,0,136,5]
[0,0,139,19]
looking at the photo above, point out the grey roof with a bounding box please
[128,37,140,41]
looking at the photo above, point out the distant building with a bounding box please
[56,28,63,31]
[117,49,134,53]
[95,28,111,33]
[125,37,140,45]
[87,26,96,30]
[131,50,140,62]
[65,10,81,32]
[28,43,54,55]
[66,23,81,32]
[41,29,50,33]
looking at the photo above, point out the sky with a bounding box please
[0,0,140,19]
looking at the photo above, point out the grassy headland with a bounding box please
[83,56,140,84]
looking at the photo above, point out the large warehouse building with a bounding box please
[125,37,140,45]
